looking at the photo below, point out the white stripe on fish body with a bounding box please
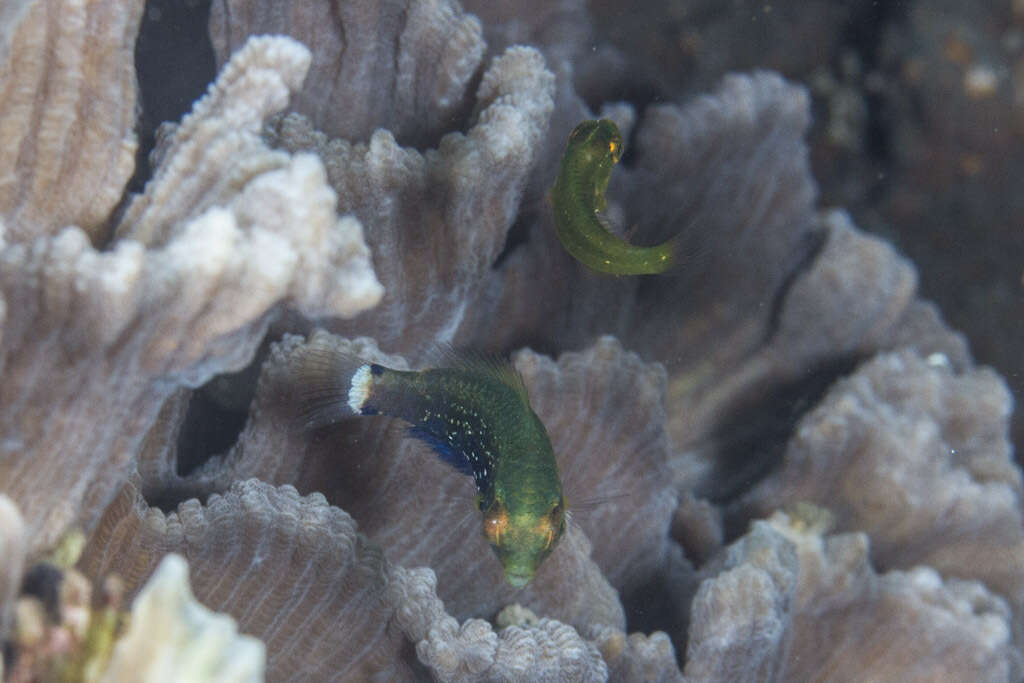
[348,365,373,412]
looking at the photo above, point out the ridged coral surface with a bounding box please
[0,0,142,242]
[1,0,1021,681]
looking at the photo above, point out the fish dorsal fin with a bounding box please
[427,344,530,404]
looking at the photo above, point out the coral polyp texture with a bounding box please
[0,0,1020,681]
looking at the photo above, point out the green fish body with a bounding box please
[296,344,565,587]
[551,118,678,275]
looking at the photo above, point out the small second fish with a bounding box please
[551,118,679,275]
[294,339,566,588]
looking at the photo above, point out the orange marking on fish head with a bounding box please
[536,498,566,550]
[483,504,509,546]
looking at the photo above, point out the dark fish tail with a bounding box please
[292,339,381,429]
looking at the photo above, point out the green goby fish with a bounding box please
[551,118,678,275]
[295,341,566,588]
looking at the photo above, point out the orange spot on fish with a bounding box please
[484,507,509,545]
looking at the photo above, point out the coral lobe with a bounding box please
[0,0,1021,681]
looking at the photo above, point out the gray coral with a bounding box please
[1,0,1021,681]
[267,44,555,351]
[0,0,142,242]
[210,0,486,148]
[735,349,1024,615]
[0,496,25,642]
[0,32,381,556]
[390,567,609,682]
[685,512,1017,682]
[82,480,414,681]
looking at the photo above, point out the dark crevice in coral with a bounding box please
[440,63,488,146]
[389,7,410,134]
[760,226,830,349]
[491,211,532,269]
[860,87,892,168]
[98,183,135,249]
[394,634,432,680]
[2,642,13,679]
[836,0,909,164]
[174,344,269,478]
[174,388,250,478]
[401,56,484,153]
[143,490,194,516]
[703,355,863,511]
[492,325,563,364]
[128,0,217,195]
[621,570,692,669]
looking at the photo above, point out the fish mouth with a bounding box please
[505,572,532,588]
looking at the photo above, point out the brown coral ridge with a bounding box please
[466,71,820,357]
[80,480,417,681]
[734,349,1024,624]
[0,0,1020,679]
[79,479,680,682]
[210,0,486,148]
[138,332,678,634]
[0,35,382,557]
[389,566,611,682]
[468,67,971,512]
[685,512,1016,682]
[207,3,566,363]
[266,44,555,354]
[0,0,142,243]
[119,329,690,676]
[211,2,947,515]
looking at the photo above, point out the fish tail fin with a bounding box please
[291,337,377,429]
[655,230,712,275]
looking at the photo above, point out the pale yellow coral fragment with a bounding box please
[101,554,265,683]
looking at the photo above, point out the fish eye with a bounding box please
[486,517,503,544]
[483,502,509,546]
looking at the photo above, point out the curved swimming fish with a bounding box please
[551,119,677,275]
[295,341,566,588]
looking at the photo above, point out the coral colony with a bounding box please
[0,0,1021,681]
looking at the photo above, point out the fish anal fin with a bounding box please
[407,425,475,477]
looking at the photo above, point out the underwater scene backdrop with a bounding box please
[1,0,1022,681]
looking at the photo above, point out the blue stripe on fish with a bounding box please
[407,425,474,476]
